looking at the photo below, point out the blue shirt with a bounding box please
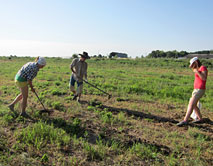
[16,62,39,81]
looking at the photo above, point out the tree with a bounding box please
[147,50,188,58]
[72,54,78,59]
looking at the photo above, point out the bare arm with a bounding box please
[194,69,208,80]
[70,59,77,74]
[71,67,76,74]
[84,64,88,80]
[28,80,35,92]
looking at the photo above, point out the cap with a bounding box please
[189,57,198,67]
[79,51,90,59]
[37,57,46,66]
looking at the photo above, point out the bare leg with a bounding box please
[70,85,77,95]
[72,90,76,95]
[184,96,199,121]
[10,93,23,105]
[77,84,83,102]
[8,93,23,111]
[20,86,28,114]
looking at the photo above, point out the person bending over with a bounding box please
[8,57,46,117]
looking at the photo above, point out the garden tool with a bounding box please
[83,79,112,99]
[34,90,53,115]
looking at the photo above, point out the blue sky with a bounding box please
[0,0,212,57]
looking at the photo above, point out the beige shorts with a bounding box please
[69,84,83,94]
[191,89,205,101]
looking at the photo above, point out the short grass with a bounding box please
[0,56,213,165]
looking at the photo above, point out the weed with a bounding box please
[87,106,96,111]
[16,122,71,150]
[41,153,49,163]
[51,102,65,111]
[100,111,114,125]
[54,81,61,86]
[188,130,210,142]
[51,89,66,96]
[82,137,107,161]
[115,112,127,124]
[129,143,159,160]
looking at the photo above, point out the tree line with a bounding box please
[147,50,213,58]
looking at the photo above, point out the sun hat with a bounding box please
[189,57,198,67]
[79,52,90,59]
[37,57,46,66]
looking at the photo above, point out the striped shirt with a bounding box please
[16,62,39,81]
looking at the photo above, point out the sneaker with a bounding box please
[177,120,188,127]
[73,95,78,100]
[8,104,15,112]
[77,97,81,103]
[192,119,203,124]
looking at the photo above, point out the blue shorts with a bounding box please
[70,75,83,87]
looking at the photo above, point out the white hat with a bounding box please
[189,57,198,67]
[37,57,46,66]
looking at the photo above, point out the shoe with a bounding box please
[73,95,78,100]
[8,104,15,112]
[19,112,30,118]
[77,97,81,103]
[192,119,203,124]
[177,120,188,127]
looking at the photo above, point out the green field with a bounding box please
[0,57,213,165]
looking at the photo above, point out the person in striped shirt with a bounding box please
[8,57,46,117]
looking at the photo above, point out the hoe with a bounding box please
[83,79,112,99]
[34,91,53,115]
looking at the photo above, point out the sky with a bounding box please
[0,0,212,58]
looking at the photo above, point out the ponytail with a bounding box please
[35,57,39,62]
[197,59,202,67]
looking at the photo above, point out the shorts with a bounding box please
[69,75,83,94]
[191,89,205,101]
[15,80,28,88]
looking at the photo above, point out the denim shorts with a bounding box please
[70,75,83,87]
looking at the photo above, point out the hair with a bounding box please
[197,59,202,67]
[35,57,39,62]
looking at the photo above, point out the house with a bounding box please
[109,52,128,58]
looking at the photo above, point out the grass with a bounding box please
[15,122,71,150]
[0,56,213,165]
